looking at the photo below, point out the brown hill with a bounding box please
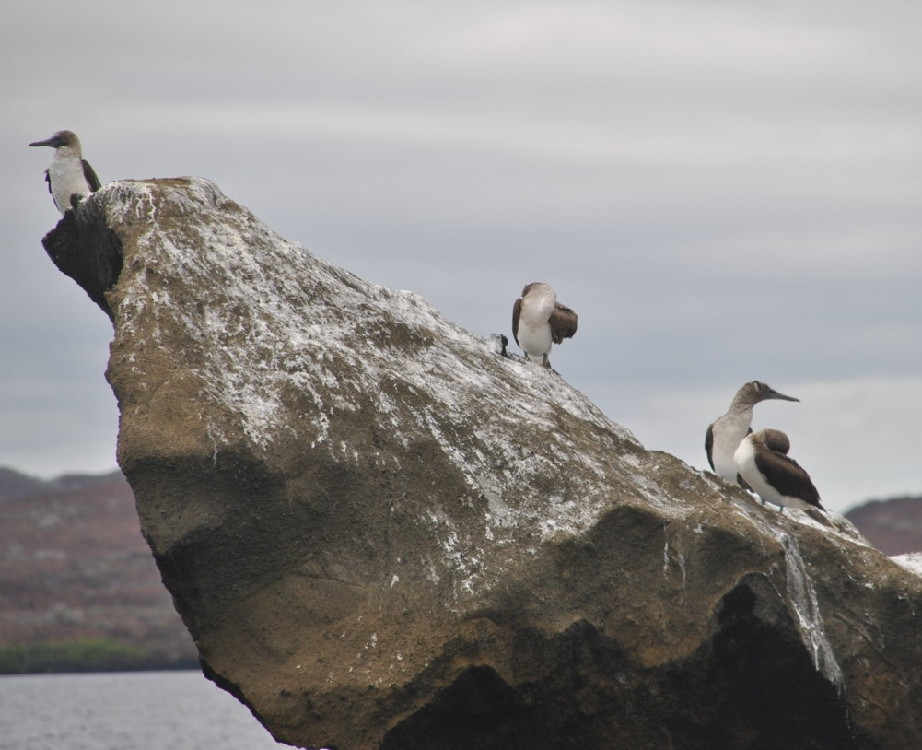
[0,467,196,672]
[846,496,922,556]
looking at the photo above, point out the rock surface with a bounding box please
[42,178,922,749]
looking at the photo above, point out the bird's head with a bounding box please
[738,380,799,406]
[29,130,79,149]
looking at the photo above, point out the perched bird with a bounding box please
[734,428,823,512]
[705,381,799,484]
[511,282,578,368]
[29,130,101,214]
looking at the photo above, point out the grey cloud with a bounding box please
[2,1,921,509]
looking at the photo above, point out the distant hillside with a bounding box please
[0,467,197,673]
[845,496,922,556]
[0,467,50,503]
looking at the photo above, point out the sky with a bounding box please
[2,0,921,513]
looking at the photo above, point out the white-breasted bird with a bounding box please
[29,130,101,214]
[511,282,578,368]
[734,428,823,512]
[705,381,799,484]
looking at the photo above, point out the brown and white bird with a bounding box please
[29,130,101,213]
[705,381,799,484]
[511,282,578,368]
[734,428,823,512]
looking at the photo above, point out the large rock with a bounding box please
[42,178,922,749]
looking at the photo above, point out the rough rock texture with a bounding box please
[42,178,922,750]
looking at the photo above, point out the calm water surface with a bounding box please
[0,671,292,749]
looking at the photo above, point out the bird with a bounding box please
[29,130,101,214]
[705,381,799,484]
[734,428,823,512]
[511,282,578,368]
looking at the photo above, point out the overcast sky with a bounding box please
[3,1,921,513]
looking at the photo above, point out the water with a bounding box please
[0,671,292,749]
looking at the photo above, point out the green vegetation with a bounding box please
[0,638,147,674]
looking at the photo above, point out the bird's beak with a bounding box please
[29,137,55,147]
[768,390,799,402]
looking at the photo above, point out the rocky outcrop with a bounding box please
[42,178,922,749]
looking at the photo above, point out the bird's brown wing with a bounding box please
[43,169,52,195]
[754,450,823,509]
[549,303,578,344]
[511,297,522,346]
[704,423,715,471]
[82,160,102,192]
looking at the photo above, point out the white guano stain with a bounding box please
[780,533,844,691]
